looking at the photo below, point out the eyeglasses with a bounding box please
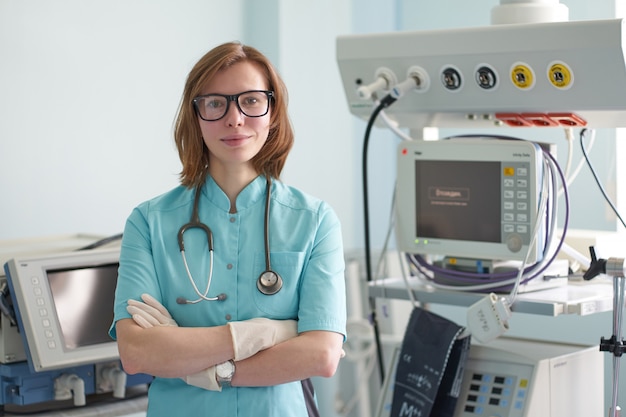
[193,90,274,121]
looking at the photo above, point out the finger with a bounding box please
[132,313,154,329]
[127,305,161,327]
[128,299,165,319]
[141,293,173,319]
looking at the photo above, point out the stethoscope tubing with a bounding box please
[263,177,272,270]
[177,183,213,252]
[180,250,220,303]
[177,176,282,304]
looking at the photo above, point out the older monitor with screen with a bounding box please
[4,249,120,372]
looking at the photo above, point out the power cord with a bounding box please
[76,233,123,251]
[580,128,626,230]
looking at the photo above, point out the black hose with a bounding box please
[361,94,397,384]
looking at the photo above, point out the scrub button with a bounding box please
[225,314,232,321]
[227,263,233,270]
[229,217,236,223]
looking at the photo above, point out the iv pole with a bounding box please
[584,247,626,417]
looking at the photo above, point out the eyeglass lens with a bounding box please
[195,91,271,121]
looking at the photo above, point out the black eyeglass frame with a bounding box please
[192,90,275,122]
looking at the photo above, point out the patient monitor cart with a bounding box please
[0,235,151,411]
[377,337,604,417]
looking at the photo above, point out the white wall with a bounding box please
[0,0,366,252]
[275,1,358,250]
[0,0,244,240]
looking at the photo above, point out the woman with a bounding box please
[109,42,347,416]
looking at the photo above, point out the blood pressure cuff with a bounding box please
[390,307,470,417]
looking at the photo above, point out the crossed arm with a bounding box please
[115,294,344,388]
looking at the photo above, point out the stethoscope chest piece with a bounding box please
[257,270,283,295]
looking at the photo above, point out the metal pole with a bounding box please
[611,277,625,417]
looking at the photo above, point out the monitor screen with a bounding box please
[395,137,545,263]
[47,264,118,350]
[4,249,121,372]
[414,160,501,243]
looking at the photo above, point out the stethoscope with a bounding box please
[176,176,283,304]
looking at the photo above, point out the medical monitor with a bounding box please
[395,137,545,263]
[4,249,120,372]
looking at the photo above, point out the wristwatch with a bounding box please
[215,360,236,388]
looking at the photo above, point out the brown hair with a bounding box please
[174,42,294,188]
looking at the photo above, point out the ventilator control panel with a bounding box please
[456,361,532,416]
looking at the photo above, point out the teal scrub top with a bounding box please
[109,175,347,417]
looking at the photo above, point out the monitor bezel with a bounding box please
[4,249,120,372]
[395,137,545,263]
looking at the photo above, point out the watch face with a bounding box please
[217,360,235,379]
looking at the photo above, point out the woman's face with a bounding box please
[198,61,271,174]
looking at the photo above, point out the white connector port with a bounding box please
[356,67,397,100]
[390,66,430,99]
[54,373,86,406]
[406,66,430,93]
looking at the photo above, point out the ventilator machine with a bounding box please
[336,1,626,416]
